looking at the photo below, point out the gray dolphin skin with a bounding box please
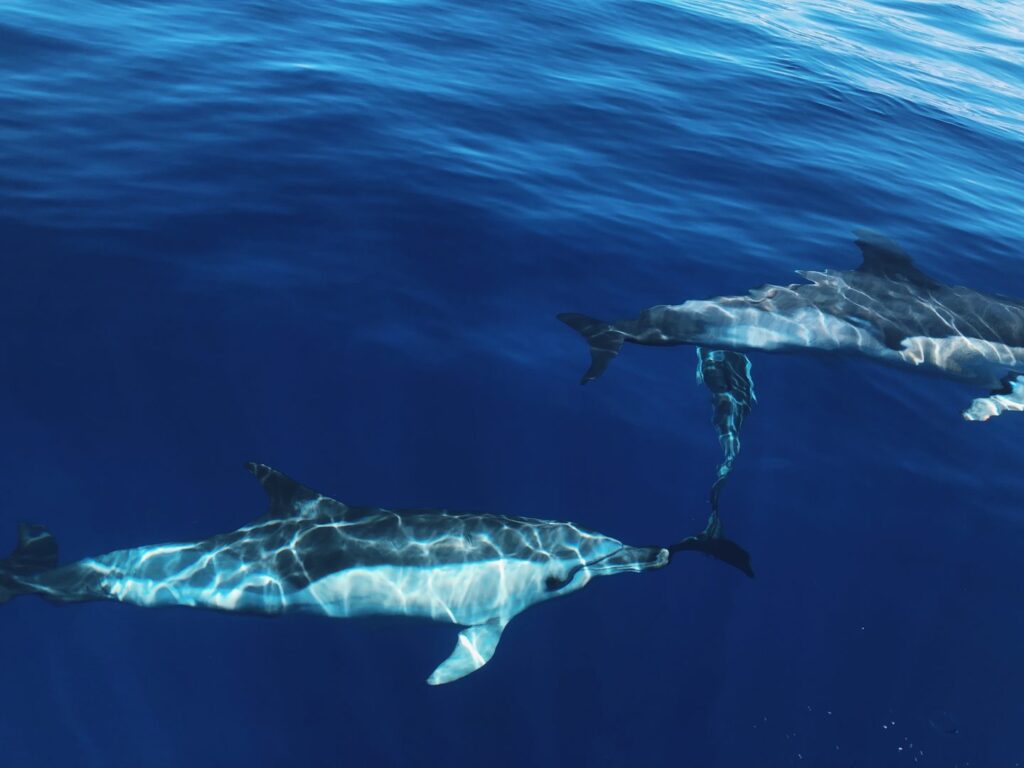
[696,347,755,514]
[0,462,699,685]
[672,348,756,578]
[559,231,1024,421]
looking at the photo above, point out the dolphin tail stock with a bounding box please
[557,312,625,384]
[0,523,58,603]
[668,517,754,579]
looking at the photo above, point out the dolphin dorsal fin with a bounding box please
[245,462,350,522]
[852,229,938,287]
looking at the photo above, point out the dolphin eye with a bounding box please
[545,575,566,592]
[546,563,583,591]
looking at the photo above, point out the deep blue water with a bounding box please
[2,0,1024,765]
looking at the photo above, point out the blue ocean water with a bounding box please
[2,0,1023,765]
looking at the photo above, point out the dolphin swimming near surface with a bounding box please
[696,347,755,515]
[559,231,1024,421]
[0,462,713,685]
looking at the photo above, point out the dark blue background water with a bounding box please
[2,1,1023,765]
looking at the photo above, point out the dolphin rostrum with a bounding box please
[672,348,756,578]
[559,231,1024,421]
[0,462,710,685]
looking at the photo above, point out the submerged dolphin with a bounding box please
[0,463,706,685]
[672,348,756,577]
[696,347,756,514]
[559,231,1024,421]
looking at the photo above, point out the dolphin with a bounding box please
[559,231,1024,421]
[696,347,756,514]
[672,348,756,578]
[0,462,710,685]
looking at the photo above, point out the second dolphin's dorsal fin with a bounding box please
[852,229,938,287]
[245,462,351,522]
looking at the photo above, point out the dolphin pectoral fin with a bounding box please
[426,618,508,686]
[962,375,1024,422]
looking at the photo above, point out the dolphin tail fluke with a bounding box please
[669,531,754,578]
[0,523,58,603]
[557,312,625,384]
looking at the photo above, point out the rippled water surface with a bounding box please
[2,1,1023,766]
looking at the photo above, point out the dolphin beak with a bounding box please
[586,546,670,576]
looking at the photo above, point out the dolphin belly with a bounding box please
[296,559,558,624]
